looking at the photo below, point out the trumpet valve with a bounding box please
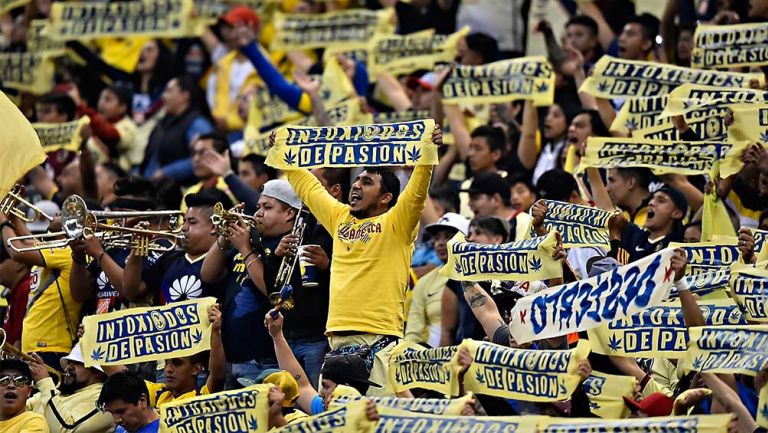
[134,234,150,257]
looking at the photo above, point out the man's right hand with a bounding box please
[275,233,299,258]
[531,200,548,236]
[608,212,628,241]
[264,309,283,337]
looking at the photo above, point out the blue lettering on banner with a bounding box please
[375,414,526,433]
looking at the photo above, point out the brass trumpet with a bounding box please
[7,195,184,256]
[0,184,53,223]
[0,328,62,385]
[210,202,258,236]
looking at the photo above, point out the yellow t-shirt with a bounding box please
[286,165,432,337]
[145,381,210,408]
[0,411,49,433]
[22,248,80,353]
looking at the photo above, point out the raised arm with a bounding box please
[577,2,616,51]
[206,304,226,393]
[459,281,505,342]
[517,101,538,170]
[122,250,149,302]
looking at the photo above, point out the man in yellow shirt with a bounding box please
[0,359,49,433]
[277,129,440,391]
[0,211,81,370]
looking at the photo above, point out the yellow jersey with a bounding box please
[145,381,210,408]
[0,411,48,433]
[22,248,80,354]
[286,165,432,337]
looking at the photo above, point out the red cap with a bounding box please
[221,6,260,31]
[623,392,674,417]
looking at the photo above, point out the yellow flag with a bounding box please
[540,414,733,432]
[729,262,768,323]
[540,200,612,249]
[611,95,667,133]
[580,55,763,99]
[442,57,555,106]
[32,117,90,153]
[509,249,675,343]
[266,119,437,170]
[272,400,370,433]
[159,384,271,433]
[27,20,66,55]
[701,191,737,241]
[660,83,768,117]
[728,103,768,145]
[0,52,55,94]
[669,240,740,275]
[372,110,432,124]
[330,393,475,416]
[270,9,395,51]
[48,0,198,40]
[588,299,745,358]
[462,339,590,402]
[387,340,460,397]
[0,91,46,197]
[373,407,540,433]
[579,137,748,178]
[440,231,562,282]
[0,0,28,14]
[582,372,637,419]
[80,297,216,367]
[367,27,469,78]
[681,325,768,375]
[692,22,768,69]
[670,267,731,299]
[632,109,729,142]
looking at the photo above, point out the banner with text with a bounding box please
[387,340,459,396]
[589,299,745,358]
[440,231,562,282]
[367,27,468,78]
[371,407,540,433]
[692,22,768,69]
[668,241,740,275]
[579,137,747,178]
[48,0,198,41]
[509,249,675,343]
[266,119,438,169]
[728,103,768,147]
[331,393,474,416]
[661,84,768,117]
[582,371,637,419]
[270,9,394,51]
[80,297,215,367]
[669,267,731,299]
[159,384,270,433]
[273,401,368,433]
[461,339,590,402]
[612,95,667,133]
[682,325,768,375]
[33,117,90,153]
[580,55,762,99]
[442,57,555,106]
[540,200,612,249]
[730,264,768,322]
[0,52,55,94]
[540,414,733,433]
[632,109,730,142]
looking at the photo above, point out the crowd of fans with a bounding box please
[0,0,767,432]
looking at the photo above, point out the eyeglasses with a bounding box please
[0,375,32,387]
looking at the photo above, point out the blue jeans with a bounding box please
[289,337,328,388]
[226,358,279,390]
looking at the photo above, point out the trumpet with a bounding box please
[271,205,310,313]
[7,195,184,256]
[0,184,53,223]
[210,202,258,236]
[0,328,62,385]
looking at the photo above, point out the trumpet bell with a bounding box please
[61,195,88,239]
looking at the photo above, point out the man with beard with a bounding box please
[0,359,47,432]
[26,346,113,432]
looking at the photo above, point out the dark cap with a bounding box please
[320,355,380,388]
[0,359,33,379]
[462,172,509,200]
[654,186,688,218]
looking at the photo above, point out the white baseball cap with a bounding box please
[262,180,301,210]
[424,212,469,236]
[62,344,104,372]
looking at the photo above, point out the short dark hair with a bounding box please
[567,15,599,36]
[104,83,133,111]
[98,371,149,407]
[575,109,610,137]
[114,175,156,201]
[469,216,509,240]
[627,13,660,43]
[362,167,400,208]
[242,154,277,179]
[465,33,499,64]
[36,92,76,121]
[614,167,652,190]
[429,185,460,214]
[185,188,233,210]
[507,174,534,192]
[535,169,579,202]
[470,125,506,154]
[195,132,229,154]
[319,167,351,202]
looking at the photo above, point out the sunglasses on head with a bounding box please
[0,375,32,387]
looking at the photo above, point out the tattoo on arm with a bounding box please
[462,282,488,308]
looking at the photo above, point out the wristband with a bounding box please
[245,258,258,270]
[674,278,690,292]
[216,237,228,251]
